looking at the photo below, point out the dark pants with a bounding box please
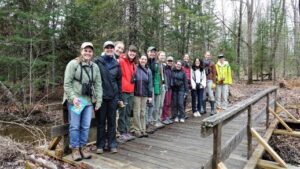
[191,88,204,113]
[171,90,185,119]
[96,99,117,149]
[118,93,133,134]
[162,90,172,120]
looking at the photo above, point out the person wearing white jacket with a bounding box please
[190,58,206,117]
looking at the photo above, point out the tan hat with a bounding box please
[103,41,115,48]
[81,42,93,49]
[167,56,174,61]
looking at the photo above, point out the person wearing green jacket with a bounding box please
[215,54,232,110]
[63,42,103,161]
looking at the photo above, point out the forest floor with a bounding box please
[0,78,300,168]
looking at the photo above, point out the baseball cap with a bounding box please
[103,41,115,48]
[218,54,225,59]
[147,46,156,52]
[81,42,93,49]
[167,56,174,61]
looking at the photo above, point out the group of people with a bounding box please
[63,41,233,161]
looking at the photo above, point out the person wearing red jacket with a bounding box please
[118,45,138,142]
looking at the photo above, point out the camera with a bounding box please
[82,83,93,96]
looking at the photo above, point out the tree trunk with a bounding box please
[247,0,254,84]
[128,0,138,45]
[236,0,243,81]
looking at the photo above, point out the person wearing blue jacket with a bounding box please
[131,54,153,138]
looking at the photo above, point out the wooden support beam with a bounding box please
[276,102,299,122]
[247,105,252,159]
[250,128,287,168]
[243,119,279,169]
[212,123,222,169]
[266,94,270,128]
[257,159,287,169]
[269,108,293,132]
[48,136,62,150]
[273,129,300,137]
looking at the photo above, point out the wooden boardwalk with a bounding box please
[50,111,262,169]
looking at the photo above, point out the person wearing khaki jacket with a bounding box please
[215,54,232,110]
[63,42,103,161]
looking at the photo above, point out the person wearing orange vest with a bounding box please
[215,54,232,110]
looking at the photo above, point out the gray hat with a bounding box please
[147,46,156,52]
[103,41,115,48]
[167,56,174,61]
[81,42,93,49]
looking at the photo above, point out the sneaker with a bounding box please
[174,117,179,122]
[117,134,129,143]
[110,148,118,154]
[146,125,156,134]
[96,148,104,154]
[126,133,135,141]
[184,115,189,119]
[167,118,173,124]
[154,121,165,129]
[162,119,170,125]
[133,131,143,138]
[180,118,185,123]
[196,111,201,117]
[193,112,198,117]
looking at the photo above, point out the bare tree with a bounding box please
[237,0,243,81]
[246,0,254,84]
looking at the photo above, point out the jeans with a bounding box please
[162,89,172,120]
[131,96,147,132]
[216,84,229,109]
[145,89,155,124]
[118,93,134,134]
[171,90,185,119]
[191,88,204,113]
[153,85,166,122]
[96,99,118,149]
[68,103,93,148]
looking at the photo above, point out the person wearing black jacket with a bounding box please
[94,41,122,154]
[171,60,188,123]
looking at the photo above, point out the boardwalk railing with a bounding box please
[201,86,278,169]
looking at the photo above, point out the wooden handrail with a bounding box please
[201,86,278,169]
[201,86,277,137]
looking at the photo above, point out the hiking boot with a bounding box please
[179,118,185,123]
[110,147,118,154]
[146,125,155,134]
[117,133,129,143]
[80,146,92,159]
[72,148,82,161]
[142,131,148,137]
[126,133,135,141]
[133,131,143,138]
[96,148,104,154]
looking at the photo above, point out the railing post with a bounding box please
[212,123,222,169]
[274,90,277,112]
[266,93,270,129]
[247,104,252,159]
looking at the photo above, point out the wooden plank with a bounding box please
[273,129,300,137]
[257,159,287,169]
[250,128,287,168]
[201,87,277,133]
[247,104,252,159]
[269,108,293,132]
[48,136,62,150]
[212,123,222,169]
[276,102,299,122]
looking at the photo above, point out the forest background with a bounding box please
[0,0,299,106]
